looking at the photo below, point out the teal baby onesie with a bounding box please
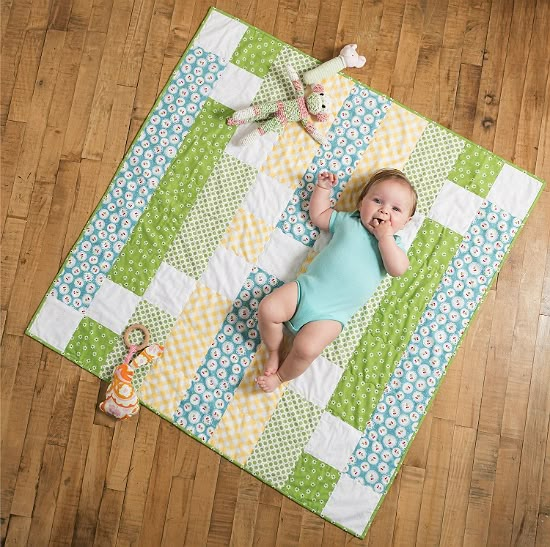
[286,210,402,334]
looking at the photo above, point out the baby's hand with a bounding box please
[366,219,395,240]
[317,172,337,189]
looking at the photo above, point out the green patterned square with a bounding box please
[327,219,462,431]
[65,318,119,375]
[165,153,257,279]
[448,142,504,197]
[246,390,322,489]
[230,27,283,78]
[109,99,236,294]
[253,46,319,104]
[99,299,176,388]
[403,123,465,216]
[284,452,340,514]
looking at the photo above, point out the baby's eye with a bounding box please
[373,198,381,203]
[393,207,401,212]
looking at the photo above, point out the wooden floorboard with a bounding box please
[1,0,549,545]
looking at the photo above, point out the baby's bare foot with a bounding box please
[264,351,279,376]
[256,373,282,393]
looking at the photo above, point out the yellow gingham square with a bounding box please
[140,284,232,417]
[209,345,284,464]
[261,123,318,188]
[221,208,273,264]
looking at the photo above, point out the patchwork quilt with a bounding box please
[27,8,545,538]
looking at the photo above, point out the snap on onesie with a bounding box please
[285,210,403,335]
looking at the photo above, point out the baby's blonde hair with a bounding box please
[357,168,417,216]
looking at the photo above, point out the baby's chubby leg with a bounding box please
[257,282,299,377]
[256,320,342,393]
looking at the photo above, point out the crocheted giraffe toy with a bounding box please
[227,64,330,145]
[227,45,366,146]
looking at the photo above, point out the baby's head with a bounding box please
[357,169,417,233]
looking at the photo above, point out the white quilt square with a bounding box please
[288,355,343,408]
[143,262,195,317]
[257,229,310,283]
[487,163,542,219]
[86,278,142,335]
[242,172,294,225]
[27,295,83,352]
[193,10,248,62]
[428,181,484,236]
[226,125,279,169]
[304,412,363,471]
[395,211,424,252]
[322,475,381,535]
[200,246,253,302]
[210,63,263,111]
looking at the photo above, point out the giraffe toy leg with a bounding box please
[227,105,259,125]
[227,101,280,125]
[239,117,285,145]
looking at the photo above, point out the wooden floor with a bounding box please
[1,0,549,545]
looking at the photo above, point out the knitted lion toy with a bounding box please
[227,64,330,146]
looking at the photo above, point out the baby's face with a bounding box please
[359,178,414,234]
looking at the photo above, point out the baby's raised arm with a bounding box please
[309,172,336,231]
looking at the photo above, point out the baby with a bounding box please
[256,168,417,392]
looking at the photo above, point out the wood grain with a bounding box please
[1,0,548,545]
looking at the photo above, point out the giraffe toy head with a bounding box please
[306,84,330,122]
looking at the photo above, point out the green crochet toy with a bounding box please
[226,44,366,146]
[227,64,330,145]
